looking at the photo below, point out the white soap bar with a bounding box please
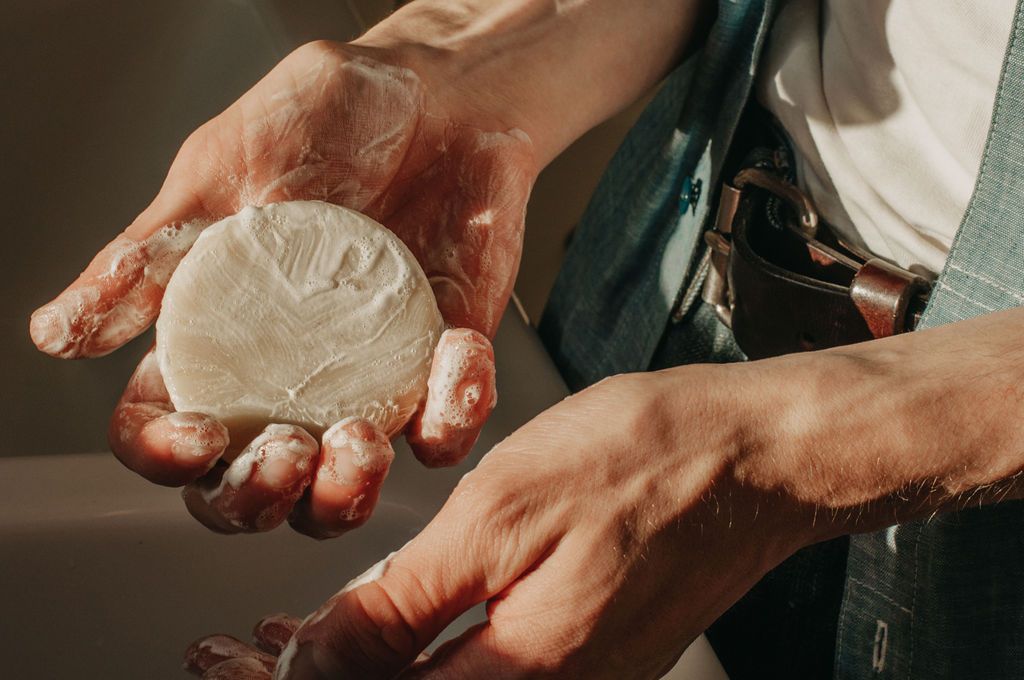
[156,201,443,443]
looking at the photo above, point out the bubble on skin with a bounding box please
[114,402,171,447]
[164,413,229,459]
[337,493,367,522]
[274,550,400,679]
[203,424,316,502]
[30,219,209,359]
[186,634,274,672]
[416,329,496,441]
[29,286,100,357]
[239,53,422,211]
[103,236,146,278]
[255,505,286,531]
[165,411,209,428]
[318,417,394,485]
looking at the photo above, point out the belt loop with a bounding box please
[850,259,928,338]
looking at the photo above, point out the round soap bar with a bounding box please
[156,201,443,444]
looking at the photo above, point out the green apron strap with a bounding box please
[918,0,1024,329]
[840,4,1024,678]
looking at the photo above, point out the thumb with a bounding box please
[274,475,545,679]
[396,623,510,680]
[30,153,217,359]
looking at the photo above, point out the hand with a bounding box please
[29,40,535,537]
[184,367,816,679]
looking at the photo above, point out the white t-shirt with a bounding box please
[757,0,1015,275]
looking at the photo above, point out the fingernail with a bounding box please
[29,303,73,357]
[166,412,229,465]
[260,429,318,489]
[29,287,102,358]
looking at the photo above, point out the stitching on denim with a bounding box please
[907,524,924,679]
[947,263,1024,302]
[835,577,851,680]
[950,6,1023,260]
[847,576,913,616]
[935,280,998,312]
[925,6,1023,328]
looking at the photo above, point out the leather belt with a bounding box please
[700,166,931,360]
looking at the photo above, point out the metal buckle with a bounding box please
[700,167,928,337]
[701,167,825,327]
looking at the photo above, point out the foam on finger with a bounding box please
[31,219,208,359]
[184,634,275,676]
[253,614,302,656]
[183,424,318,533]
[289,417,394,539]
[407,328,497,467]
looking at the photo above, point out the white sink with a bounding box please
[1,1,727,678]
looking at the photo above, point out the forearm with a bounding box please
[353,0,713,169]
[728,308,1024,542]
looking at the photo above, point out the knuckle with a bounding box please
[444,471,527,565]
[290,39,341,62]
[338,581,421,672]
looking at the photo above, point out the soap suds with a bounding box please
[184,634,275,674]
[419,328,497,438]
[31,219,208,359]
[236,55,421,213]
[221,425,317,489]
[320,417,395,482]
[165,412,229,461]
[201,424,317,507]
[274,549,403,679]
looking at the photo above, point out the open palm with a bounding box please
[30,40,535,537]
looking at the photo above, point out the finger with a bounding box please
[289,418,395,539]
[274,481,547,680]
[182,424,318,533]
[30,195,211,359]
[252,614,301,655]
[184,634,275,676]
[395,623,508,680]
[203,658,273,680]
[108,348,229,486]
[406,328,496,468]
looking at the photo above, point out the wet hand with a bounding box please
[186,368,813,679]
[29,40,534,537]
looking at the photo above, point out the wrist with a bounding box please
[730,327,1024,543]
[650,365,814,558]
[726,349,929,544]
[348,25,548,159]
[352,0,712,168]
[350,5,568,169]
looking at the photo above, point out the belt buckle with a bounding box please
[701,167,930,338]
[701,167,820,327]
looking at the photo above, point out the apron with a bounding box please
[540,1,1024,677]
